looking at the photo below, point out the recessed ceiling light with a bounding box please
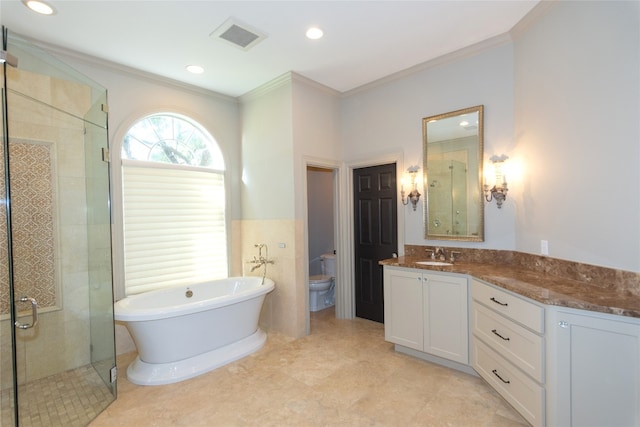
[23,0,55,15]
[306,27,324,40]
[186,65,204,74]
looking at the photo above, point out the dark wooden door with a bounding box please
[354,163,398,323]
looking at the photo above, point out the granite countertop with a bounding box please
[380,256,640,319]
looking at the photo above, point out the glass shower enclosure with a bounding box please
[1,28,117,426]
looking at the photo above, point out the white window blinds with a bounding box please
[122,160,228,295]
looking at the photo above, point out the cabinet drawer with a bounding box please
[472,301,544,382]
[472,279,544,333]
[473,339,545,427]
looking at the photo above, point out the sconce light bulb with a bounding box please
[484,154,510,208]
[400,168,422,211]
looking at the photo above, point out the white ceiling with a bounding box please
[0,0,539,97]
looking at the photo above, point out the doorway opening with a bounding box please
[306,165,338,332]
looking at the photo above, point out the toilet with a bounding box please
[309,253,336,312]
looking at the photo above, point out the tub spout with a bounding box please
[248,244,275,284]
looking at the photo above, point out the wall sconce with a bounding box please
[484,154,509,208]
[401,166,421,211]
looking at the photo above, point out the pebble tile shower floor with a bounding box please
[90,307,527,426]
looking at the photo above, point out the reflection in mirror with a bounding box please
[423,105,484,241]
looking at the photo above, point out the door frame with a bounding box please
[343,151,406,319]
[302,156,342,334]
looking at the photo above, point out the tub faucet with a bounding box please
[249,244,275,281]
[250,257,270,272]
[249,255,274,271]
[250,260,262,272]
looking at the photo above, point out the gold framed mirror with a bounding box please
[423,105,484,241]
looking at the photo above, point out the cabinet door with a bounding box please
[383,268,423,350]
[423,273,469,364]
[548,308,640,427]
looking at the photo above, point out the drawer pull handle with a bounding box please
[490,297,508,307]
[492,369,510,384]
[491,329,510,341]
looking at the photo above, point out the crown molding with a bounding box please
[341,1,559,99]
[342,32,513,98]
[16,34,237,104]
[238,72,293,103]
[510,0,559,40]
[290,72,341,97]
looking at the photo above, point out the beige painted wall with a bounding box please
[512,0,640,270]
[238,76,304,337]
[237,74,341,337]
[59,52,242,301]
[340,40,517,253]
[340,1,639,273]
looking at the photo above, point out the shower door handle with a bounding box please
[14,296,39,330]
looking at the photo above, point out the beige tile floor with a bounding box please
[90,308,528,426]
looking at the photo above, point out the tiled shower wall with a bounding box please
[0,66,93,388]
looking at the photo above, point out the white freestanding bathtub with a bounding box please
[114,276,275,385]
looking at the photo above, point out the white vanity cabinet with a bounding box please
[471,279,546,427]
[383,264,640,427]
[383,266,469,365]
[546,306,640,427]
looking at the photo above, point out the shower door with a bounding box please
[1,28,116,426]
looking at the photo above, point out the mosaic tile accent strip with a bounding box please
[0,142,8,306]
[0,141,58,315]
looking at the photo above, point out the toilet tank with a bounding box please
[320,253,336,277]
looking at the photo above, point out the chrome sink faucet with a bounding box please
[434,247,446,261]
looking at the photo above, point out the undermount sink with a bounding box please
[415,261,453,266]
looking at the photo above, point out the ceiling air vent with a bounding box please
[210,18,267,51]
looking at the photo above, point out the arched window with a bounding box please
[121,114,227,295]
